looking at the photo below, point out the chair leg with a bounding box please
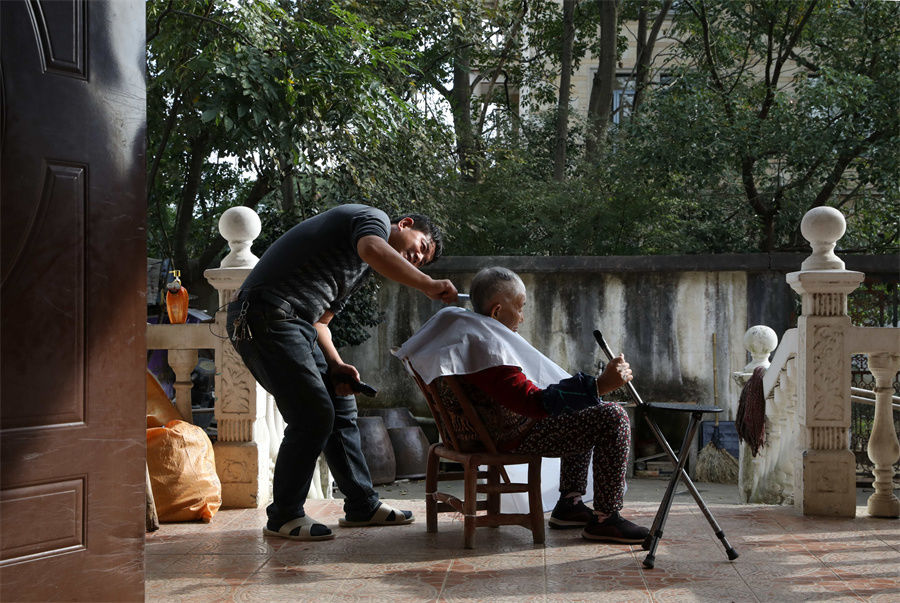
[425,446,439,533]
[486,465,500,522]
[463,459,478,549]
[528,460,545,544]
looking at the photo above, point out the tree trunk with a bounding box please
[586,0,617,156]
[552,0,576,181]
[173,131,209,276]
[631,0,672,117]
[280,167,296,218]
[451,40,478,183]
[147,96,181,204]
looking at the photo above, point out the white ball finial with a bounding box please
[743,325,778,371]
[800,206,846,270]
[218,206,262,268]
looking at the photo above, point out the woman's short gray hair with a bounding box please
[470,266,525,315]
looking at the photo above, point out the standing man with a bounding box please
[227,203,456,541]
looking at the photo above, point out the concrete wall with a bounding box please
[342,253,894,421]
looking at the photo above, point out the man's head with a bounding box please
[388,213,444,268]
[470,266,526,332]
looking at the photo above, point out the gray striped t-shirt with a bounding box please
[240,204,390,323]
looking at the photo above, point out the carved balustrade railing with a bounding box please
[735,207,899,518]
[145,323,217,422]
[734,327,799,505]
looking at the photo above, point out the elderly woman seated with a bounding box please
[396,267,648,543]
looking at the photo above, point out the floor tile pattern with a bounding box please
[146,484,900,602]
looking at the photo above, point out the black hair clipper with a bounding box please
[334,373,378,397]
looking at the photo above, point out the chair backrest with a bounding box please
[400,358,502,456]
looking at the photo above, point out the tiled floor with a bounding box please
[145,480,900,602]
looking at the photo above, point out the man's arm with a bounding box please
[314,310,358,397]
[356,235,457,302]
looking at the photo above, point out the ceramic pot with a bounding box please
[387,426,430,480]
[361,407,418,430]
[357,416,396,485]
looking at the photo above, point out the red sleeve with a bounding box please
[461,366,549,419]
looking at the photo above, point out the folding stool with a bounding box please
[594,330,739,569]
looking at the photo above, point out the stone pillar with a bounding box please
[204,207,269,508]
[168,348,199,421]
[786,207,864,517]
[865,352,900,518]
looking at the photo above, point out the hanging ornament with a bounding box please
[166,270,189,324]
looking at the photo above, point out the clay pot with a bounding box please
[388,426,430,480]
[361,407,418,430]
[357,416,396,485]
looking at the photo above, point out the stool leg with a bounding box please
[642,412,739,566]
[643,413,701,569]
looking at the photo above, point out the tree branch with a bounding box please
[147,0,175,44]
[476,0,528,135]
[811,130,885,207]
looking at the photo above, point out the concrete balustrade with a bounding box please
[734,326,799,505]
[146,324,217,420]
[739,207,899,518]
[147,204,896,519]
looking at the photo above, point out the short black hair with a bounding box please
[391,213,444,264]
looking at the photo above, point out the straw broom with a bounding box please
[695,333,739,483]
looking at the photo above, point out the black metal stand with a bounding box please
[594,330,739,569]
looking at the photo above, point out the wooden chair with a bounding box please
[401,359,545,549]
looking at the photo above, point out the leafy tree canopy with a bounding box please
[147,0,898,343]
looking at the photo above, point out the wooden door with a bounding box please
[0,1,146,600]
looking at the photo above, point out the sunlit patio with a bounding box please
[145,479,900,602]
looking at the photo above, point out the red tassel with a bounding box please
[736,366,766,456]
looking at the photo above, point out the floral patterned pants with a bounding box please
[513,402,630,514]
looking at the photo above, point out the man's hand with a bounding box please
[330,362,360,397]
[596,354,633,396]
[423,278,458,303]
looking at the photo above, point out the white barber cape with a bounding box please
[394,306,594,512]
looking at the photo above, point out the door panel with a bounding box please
[0,1,146,600]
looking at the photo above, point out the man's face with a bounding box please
[390,217,434,268]
[490,287,526,332]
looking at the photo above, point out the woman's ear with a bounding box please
[490,303,502,319]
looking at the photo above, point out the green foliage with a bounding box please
[147,0,457,345]
[146,0,898,344]
[443,0,898,255]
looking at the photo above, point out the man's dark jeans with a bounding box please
[226,295,379,524]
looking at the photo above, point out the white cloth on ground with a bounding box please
[393,306,594,512]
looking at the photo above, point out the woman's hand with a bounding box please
[596,354,633,395]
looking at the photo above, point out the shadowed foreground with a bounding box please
[145,480,899,602]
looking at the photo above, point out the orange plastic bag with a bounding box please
[147,420,222,522]
[146,369,183,428]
